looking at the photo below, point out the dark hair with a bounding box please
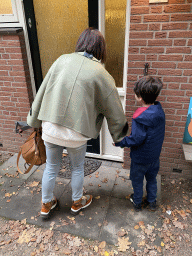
[75,28,106,63]
[134,76,163,104]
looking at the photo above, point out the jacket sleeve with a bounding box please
[115,119,147,148]
[27,62,55,128]
[102,88,128,142]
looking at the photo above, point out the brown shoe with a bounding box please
[71,195,92,215]
[41,196,57,220]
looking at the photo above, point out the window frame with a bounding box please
[0,0,19,23]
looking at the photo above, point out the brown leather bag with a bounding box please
[17,128,46,174]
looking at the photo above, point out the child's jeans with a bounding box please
[130,159,159,205]
[42,141,87,203]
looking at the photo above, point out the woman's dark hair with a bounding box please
[134,76,163,104]
[75,27,106,63]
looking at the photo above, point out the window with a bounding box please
[0,0,19,23]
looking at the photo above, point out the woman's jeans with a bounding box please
[130,159,159,205]
[42,141,87,203]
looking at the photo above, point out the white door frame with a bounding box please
[86,0,131,162]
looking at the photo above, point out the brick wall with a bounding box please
[124,0,192,176]
[0,31,34,153]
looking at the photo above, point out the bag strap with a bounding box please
[17,148,39,174]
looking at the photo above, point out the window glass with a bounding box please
[0,0,13,14]
[33,0,88,77]
[105,0,126,87]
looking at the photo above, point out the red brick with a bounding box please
[188,39,192,46]
[169,31,192,38]
[163,76,187,83]
[11,65,25,71]
[131,7,149,15]
[130,16,141,23]
[129,48,139,54]
[158,69,183,76]
[158,54,183,61]
[2,35,19,41]
[0,76,14,82]
[130,24,148,31]
[180,83,192,90]
[174,39,186,46]
[0,70,8,76]
[148,39,172,46]
[166,114,181,121]
[144,15,169,23]
[186,91,192,97]
[9,71,26,77]
[162,89,184,96]
[150,6,162,13]
[176,109,188,115]
[0,65,12,71]
[146,55,157,61]
[7,59,25,65]
[129,40,147,46]
[131,0,149,6]
[10,53,23,60]
[128,55,145,61]
[152,62,176,69]
[14,77,27,82]
[167,96,189,103]
[0,48,5,53]
[164,4,191,13]
[149,24,160,31]
[0,59,8,66]
[178,62,192,69]
[184,55,192,61]
[168,83,180,89]
[171,14,192,21]
[2,54,9,59]
[162,22,188,30]
[130,32,153,39]
[155,32,168,39]
[5,48,22,54]
[166,47,191,54]
[183,70,192,76]
[140,47,165,54]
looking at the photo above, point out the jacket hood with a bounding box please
[133,101,165,127]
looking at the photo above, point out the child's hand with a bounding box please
[112,142,115,146]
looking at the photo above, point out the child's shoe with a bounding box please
[143,198,157,211]
[130,194,142,212]
[148,200,157,211]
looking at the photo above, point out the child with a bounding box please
[114,76,165,211]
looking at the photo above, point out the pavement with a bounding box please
[0,154,162,250]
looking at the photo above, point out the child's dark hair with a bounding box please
[134,76,163,104]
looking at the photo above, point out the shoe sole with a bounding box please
[70,197,92,215]
[41,201,58,220]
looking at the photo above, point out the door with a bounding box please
[23,0,129,161]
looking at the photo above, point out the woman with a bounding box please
[27,28,128,219]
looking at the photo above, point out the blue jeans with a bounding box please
[130,159,159,205]
[42,141,87,203]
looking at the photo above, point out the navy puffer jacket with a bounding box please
[115,101,165,164]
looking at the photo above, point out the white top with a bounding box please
[42,121,90,148]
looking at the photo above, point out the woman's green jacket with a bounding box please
[27,52,128,142]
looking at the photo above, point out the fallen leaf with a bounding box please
[17,230,31,244]
[134,225,140,230]
[102,178,108,183]
[94,246,98,252]
[99,241,106,249]
[98,184,101,187]
[95,196,100,199]
[161,241,165,247]
[117,230,127,237]
[21,218,27,225]
[190,199,192,204]
[138,221,145,226]
[138,240,145,246]
[118,237,132,252]
[29,181,39,187]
